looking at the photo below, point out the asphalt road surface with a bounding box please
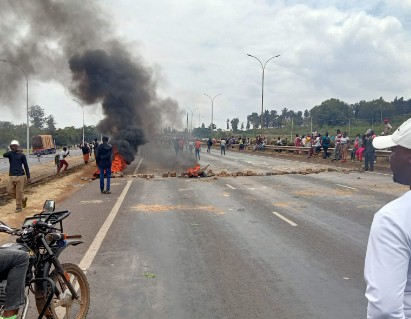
[0,149,82,173]
[26,149,408,318]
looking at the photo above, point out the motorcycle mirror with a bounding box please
[0,222,13,234]
[43,200,56,213]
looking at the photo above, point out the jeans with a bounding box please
[0,249,29,311]
[195,148,200,160]
[221,146,226,155]
[98,165,111,191]
[365,152,375,170]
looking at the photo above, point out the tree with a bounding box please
[226,118,230,130]
[247,113,260,129]
[246,121,250,130]
[45,115,56,133]
[29,105,46,129]
[230,118,239,132]
[241,122,244,130]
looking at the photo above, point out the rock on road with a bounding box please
[34,149,406,319]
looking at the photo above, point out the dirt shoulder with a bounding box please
[0,163,97,241]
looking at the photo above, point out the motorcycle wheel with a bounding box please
[49,263,90,319]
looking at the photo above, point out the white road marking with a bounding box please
[79,180,133,271]
[376,172,391,176]
[335,184,356,190]
[226,184,236,189]
[133,157,144,175]
[272,212,298,227]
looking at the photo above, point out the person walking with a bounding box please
[81,142,90,164]
[57,147,70,174]
[2,140,31,212]
[207,137,213,153]
[96,136,113,194]
[194,139,201,161]
[364,130,375,171]
[220,138,226,155]
[364,118,411,318]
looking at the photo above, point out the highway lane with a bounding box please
[23,150,406,318]
[0,149,82,173]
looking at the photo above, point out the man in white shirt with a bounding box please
[365,118,411,318]
[220,139,226,155]
[57,147,70,174]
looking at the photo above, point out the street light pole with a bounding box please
[93,113,103,142]
[203,93,221,135]
[0,59,30,155]
[186,107,199,132]
[73,99,85,145]
[247,54,280,130]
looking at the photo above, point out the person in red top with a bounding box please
[194,139,201,160]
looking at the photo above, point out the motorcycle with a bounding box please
[0,200,90,319]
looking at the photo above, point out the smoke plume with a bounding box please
[0,0,182,163]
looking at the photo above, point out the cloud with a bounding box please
[1,0,411,131]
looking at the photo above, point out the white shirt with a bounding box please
[59,150,68,160]
[220,140,226,147]
[365,190,411,319]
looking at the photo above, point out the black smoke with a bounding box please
[1,0,183,163]
[69,49,154,163]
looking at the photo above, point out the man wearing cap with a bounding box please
[2,140,31,212]
[365,118,411,318]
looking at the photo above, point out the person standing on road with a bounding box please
[207,137,213,153]
[57,147,70,174]
[364,131,375,171]
[194,139,201,161]
[81,142,90,164]
[93,138,99,165]
[220,138,226,155]
[382,118,392,136]
[365,118,411,318]
[2,140,31,212]
[96,136,113,194]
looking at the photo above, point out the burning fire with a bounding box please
[93,150,127,177]
[186,164,201,177]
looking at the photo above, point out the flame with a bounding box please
[93,151,127,177]
[186,164,201,177]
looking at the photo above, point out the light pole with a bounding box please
[247,53,280,130]
[186,107,199,132]
[93,113,103,142]
[73,99,85,145]
[0,59,30,154]
[203,93,221,134]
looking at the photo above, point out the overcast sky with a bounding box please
[2,0,411,130]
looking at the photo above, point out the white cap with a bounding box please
[10,140,20,146]
[373,118,411,149]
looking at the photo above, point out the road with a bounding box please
[28,148,407,318]
[0,149,82,173]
